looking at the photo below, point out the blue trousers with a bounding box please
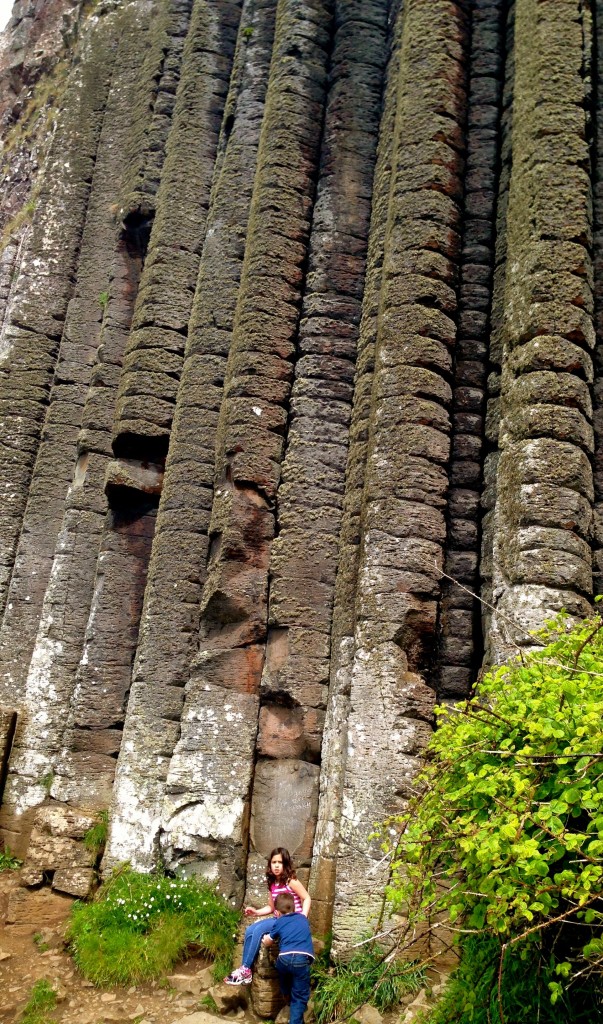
[242,917,274,968]
[275,953,312,1024]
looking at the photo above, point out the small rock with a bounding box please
[52,981,68,1003]
[167,973,203,996]
[0,948,11,961]
[128,986,137,994]
[208,982,249,1015]
[353,1006,383,1024]
[169,1014,225,1024]
[195,966,215,991]
[101,992,117,1002]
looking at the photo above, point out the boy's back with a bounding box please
[268,911,314,956]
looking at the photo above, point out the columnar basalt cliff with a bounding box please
[0,0,600,950]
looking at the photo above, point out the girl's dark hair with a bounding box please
[265,847,296,886]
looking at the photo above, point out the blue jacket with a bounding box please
[268,912,314,957]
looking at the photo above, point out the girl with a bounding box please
[224,846,311,985]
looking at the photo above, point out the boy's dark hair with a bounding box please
[275,892,295,915]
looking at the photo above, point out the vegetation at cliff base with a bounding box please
[19,979,58,1024]
[82,809,109,858]
[312,943,425,1024]
[0,845,22,872]
[380,612,603,1023]
[68,868,238,986]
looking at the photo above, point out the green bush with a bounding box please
[380,613,603,1021]
[312,943,425,1024]
[68,868,239,986]
[421,935,601,1024]
[19,979,58,1024]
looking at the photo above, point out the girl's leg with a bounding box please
[242,917,274,968]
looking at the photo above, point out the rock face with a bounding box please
[0,0,599,953]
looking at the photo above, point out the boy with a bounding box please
[261,892,314,1024]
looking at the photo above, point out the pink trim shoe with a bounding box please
[224,966,252,986]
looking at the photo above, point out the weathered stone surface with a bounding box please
[332,0,469,949]
[20,804,97,897]
[1,0,602,962]
[486,0,595,662]
[250,944,286,1020]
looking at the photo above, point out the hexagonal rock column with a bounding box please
[310,1,405,938]
[104,0,278,879]
[111,0,244,463]
[485,0,595,663]
[0,3,170,851]
[256,0,391,934]
[151,0,332,899]
[330,0,471,950]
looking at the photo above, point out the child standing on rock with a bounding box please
[224,847,311,985]
[262,892,315,1024]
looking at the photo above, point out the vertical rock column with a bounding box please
[0,4,173,848]
[0,12,118,631]
[309,0,403,936]
[591,1,603,597]
[118,0,194,220]
[112,0,244,463]
[160,0,332,901]
[480,1,515,630]
[487,0,594,662]
[105,0,278,875]
[332,0,470,949]
[53,500,158,810]
[0,2,166,707]
[435,0,505,699]
[249,0,390,912]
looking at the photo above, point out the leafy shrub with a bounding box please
[311,943,425,1024]
[19,979,57,1024]
[68,868,239,986]
[380,613,603,1021]
[0,845,22,871]
[421,935,602,1024]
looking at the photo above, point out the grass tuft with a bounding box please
[67,868,238,987]
[0,845,22,872]
[83,809,109,857]
[312,943,425,1024]
[19,979,58,1024]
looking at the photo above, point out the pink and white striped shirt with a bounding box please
[270,880,303,914]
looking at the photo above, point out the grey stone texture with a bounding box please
[1,0,603,965]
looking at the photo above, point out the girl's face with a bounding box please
[270,853,284,877]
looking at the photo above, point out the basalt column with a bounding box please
[247,0,391,915]
[486,0,594,662]
[157,0,332,900]
[310,1,403,936]
[434,0,505,699]
[592,1,603,597]
[111,0,244,464]
[106,0,277,876]
[0,12,118,641]
[0,3,176,847]
[332,0,470,948]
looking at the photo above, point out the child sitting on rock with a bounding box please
[224,847,311,986]
[262,892,315,1024]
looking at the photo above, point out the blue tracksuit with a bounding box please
[268,913,314,1024]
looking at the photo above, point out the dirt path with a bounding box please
[0,870,243,1024]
